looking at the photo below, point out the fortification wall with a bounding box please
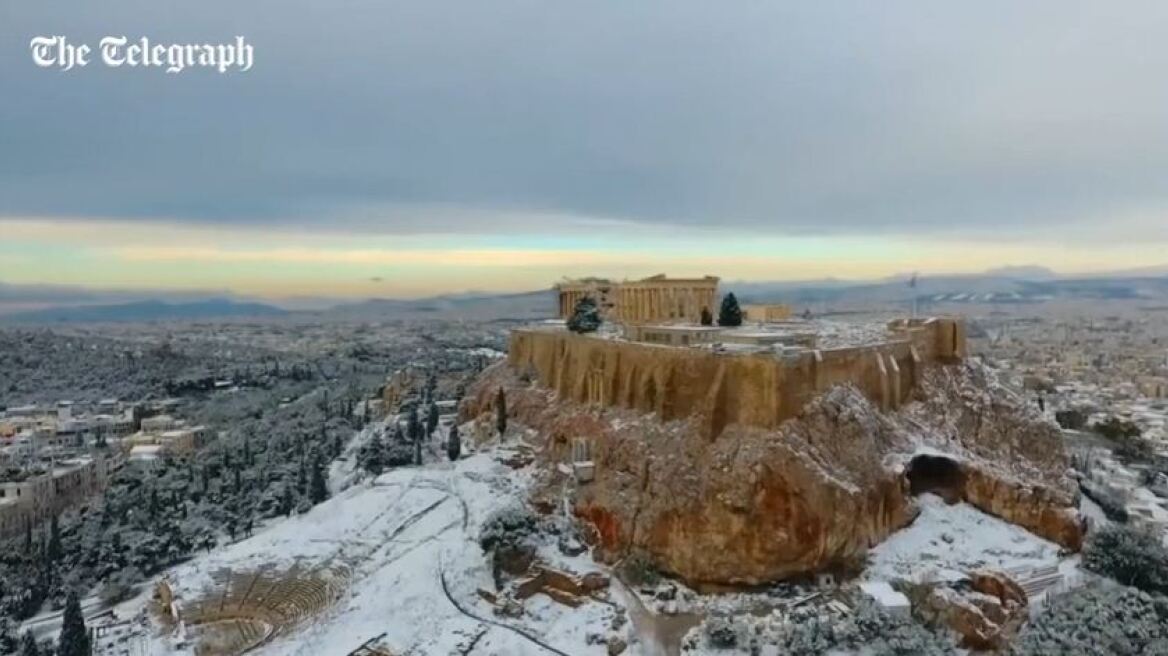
[508,318,965,437]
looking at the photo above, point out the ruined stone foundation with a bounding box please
[462,355,1081,587]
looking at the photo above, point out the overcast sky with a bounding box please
[4,2,1168,298]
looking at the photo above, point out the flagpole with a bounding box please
[909,272,919,319]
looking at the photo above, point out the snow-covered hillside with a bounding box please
[146,444,620,655]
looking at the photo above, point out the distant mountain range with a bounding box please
[3,265,1168,323]
[729,272,1168,308]
[321,289,556,321]
[2,298,288,323]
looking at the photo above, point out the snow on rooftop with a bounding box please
[129,445,164,457]
[865,493,1062,584]
[523,316,909,352]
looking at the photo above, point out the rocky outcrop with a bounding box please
[961,467,1082,551]
[461,354,1082,586]
[903,365,1082,549]
[911,572,1029,650]
[514,564,610,607]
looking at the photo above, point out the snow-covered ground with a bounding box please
[866,493,1063,584]
[95,430,1090,656]
[139,439,622,656]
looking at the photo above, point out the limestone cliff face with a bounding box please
[462,355,1081,586]
[901,365,1082,549]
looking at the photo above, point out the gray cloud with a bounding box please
[3,1,1168,241]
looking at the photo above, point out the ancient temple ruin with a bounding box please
[555,274,719,325]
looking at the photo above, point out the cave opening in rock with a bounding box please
[906,455,965,503]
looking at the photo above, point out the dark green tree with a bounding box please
[47,515,62,563]
[426,403,439,437]
[495,388,507,437]
[407,407,421,442]
[361,432,385,476]
[279,485,295,516]
[19,631,39,656]
[566,296,602,333]
[0,625,15,656]
[296,458,308,496]
[1054,408,1087,430]
[717,292,743,327]
[308,453,329,504]
[57,591,90,656]
[1082,524,1168,594]
[447,423,461,461]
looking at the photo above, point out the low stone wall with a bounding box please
[508,318,965,438]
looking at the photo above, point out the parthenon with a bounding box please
[555,274,719,325]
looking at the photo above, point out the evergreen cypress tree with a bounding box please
[566,296,602,333]
[447,424,461,461]
[280,485,295,516]
[717,292,743,327]
[308,453,328,504]
[296,458,308,495]
[0,624,15,656]
[57,591,89,656]
[407,407,421,442]
[362,432,385,476]
[426,403,439,437]
[495,388,507,437]
[19,631,39,656]
[47,515,62,564]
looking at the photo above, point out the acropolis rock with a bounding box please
[460,318,1082,586]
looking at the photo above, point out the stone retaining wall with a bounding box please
[508,318,965,438]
